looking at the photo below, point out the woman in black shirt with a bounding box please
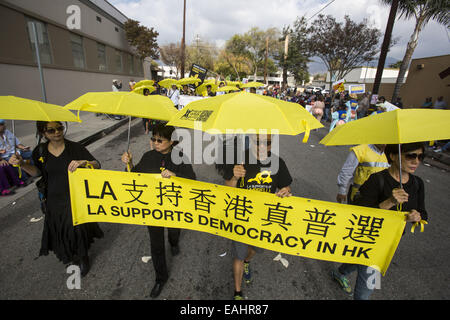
[332,142,427,300]
[9,121,103,277]
[121,123,195,299]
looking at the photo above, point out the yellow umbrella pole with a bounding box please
[11,120,22,178]
[126,116,132,172]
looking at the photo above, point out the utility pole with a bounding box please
[180,0,186,79]
[372,0,398,96]
[282,33,289,90]
[264,37,268,85]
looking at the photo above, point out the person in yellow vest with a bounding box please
[336,144,389,204]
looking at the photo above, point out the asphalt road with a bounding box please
[0,121,449,300]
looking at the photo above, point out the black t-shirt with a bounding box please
[354,169,428,221]
[223,154,292,194]
[132,149,196,180]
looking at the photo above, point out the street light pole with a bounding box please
[180,0,186,79]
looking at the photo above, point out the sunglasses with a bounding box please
[404,153,424,161]
[151,137,167,144]
[45,126,65,134]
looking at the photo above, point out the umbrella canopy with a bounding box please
[64,92,176,121]
[134,80,154,88]
[132,85,156,95]
[320,109,450,146]
[167,91,323,138]
[241,81,265,88]
[196,83,218,95]
[158,78,178,88]
[178,77,201,86]
[0,96,81,122]
[216,85,239,92]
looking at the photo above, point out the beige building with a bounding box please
[400,54,450,108]
[0,0,146,105]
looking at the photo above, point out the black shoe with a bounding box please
[80,256,90,277]
[171,245,180,256]
[150,281,165,298]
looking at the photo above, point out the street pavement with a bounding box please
[0,117,449,300]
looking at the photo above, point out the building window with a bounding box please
[70,33,85,69]
[115,50,123,73]
[97,43,107,71]
[115,27,119,32]
[25,17,52,65]
[96,16,102,22]
[127,54,134,74]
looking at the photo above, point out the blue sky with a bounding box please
[110,0,450,73]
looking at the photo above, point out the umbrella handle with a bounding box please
[302,120,310,143]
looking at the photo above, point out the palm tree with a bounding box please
[380,0,450,103]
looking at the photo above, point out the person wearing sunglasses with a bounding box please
[331,142,428,300]
[9,121,103,277]
[121,123,196,299]
[223,134,293,300]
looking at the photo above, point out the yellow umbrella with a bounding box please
[134,80,155,88]
[196,83,218,95]
[216,85,239,92]
[320,108,450,191]
[65,91,177,171]
[64,92,176,122]
[158,78,178,88]
[0,96,80,122]
[132,85,156,95]
[241,81,265,88]
[320,109,450,146]
[0,95,81,177]
[167,91,323,140]
[178,77,201,86]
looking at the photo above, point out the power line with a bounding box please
[307,0,337,21]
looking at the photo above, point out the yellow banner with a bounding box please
[69,169,406,275]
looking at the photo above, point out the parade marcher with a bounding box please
[206,84,216,97]
[311,96,325,122]
[329,102,347,132]
[9,121,103,276]
[345,94,359,122]
[121,123,196,298]
[332,142,427,300]
[168,84,180,110]
[223,134,292,300]
[336,144,389,204]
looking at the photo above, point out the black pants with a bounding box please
[147,226,180,283]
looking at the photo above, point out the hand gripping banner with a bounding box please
[69,169,406,275]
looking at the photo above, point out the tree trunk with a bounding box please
[373,0,398,95]
[391,16,425,103]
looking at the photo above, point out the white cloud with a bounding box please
[110,0,450,67]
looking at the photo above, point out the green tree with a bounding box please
[124,19,159,59]
[307,15,381,93]
[278,17,311,85]
[380,0,450,102]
